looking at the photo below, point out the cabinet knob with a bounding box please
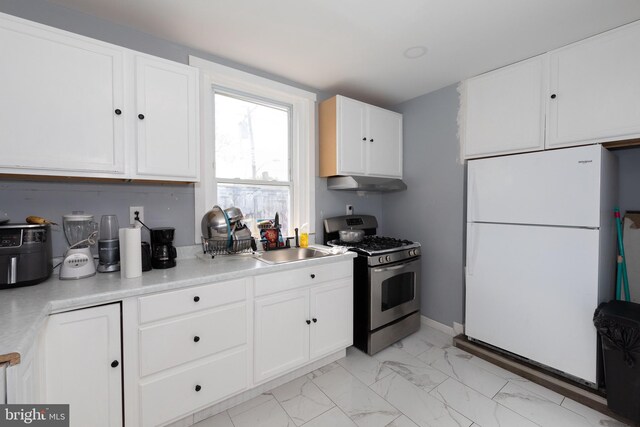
[193,336,200,343]
[370,138,374,142]
[362,137,366,141]
[193,296,200,302]
[111,360,119,368]
[195,385,202,392]
[138,113,145,120]
[310,274,315,279]
[306,320,311,325]
[114,109,122,115]
[312,318,317,323]
[550,94,557,99]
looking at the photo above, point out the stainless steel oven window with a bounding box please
[381,272,415,311]
[370,258,421,330]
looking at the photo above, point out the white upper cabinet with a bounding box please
[547,21,640,149]
[462,55,547,159]
[336,97,367,175]
[367,104,403,177]
[0,12,199,182]
[134,55,199,180]
[320,95,403,178]
[0,14,125,177]
[461,20,640,159]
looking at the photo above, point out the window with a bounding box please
[214,91,292,234]
[190,56,316,243]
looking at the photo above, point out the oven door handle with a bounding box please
[373,264,407,273]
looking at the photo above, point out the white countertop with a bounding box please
[0,246,355,365]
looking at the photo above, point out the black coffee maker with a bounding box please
[150,227,177,269]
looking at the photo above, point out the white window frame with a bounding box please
[189,55,316,244]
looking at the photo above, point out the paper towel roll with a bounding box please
[119,227,142,279]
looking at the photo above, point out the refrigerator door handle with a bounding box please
[467,222,477,276]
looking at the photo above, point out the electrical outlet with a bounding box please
[346,205,353,215]
[129,206,144,227]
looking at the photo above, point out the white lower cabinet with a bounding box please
[254,277,353,384]
[254,289,311,383]
[0,363,6,404]
[131,278,251,426]
[42,303,122,427]
[5,344,39,405]
[24,261,352,427]
[140,349,247,427]
[310,279,353,359]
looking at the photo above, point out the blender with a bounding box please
[59,212,98,280]
[97,214,120,273]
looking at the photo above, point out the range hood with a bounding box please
[326,176,407,192]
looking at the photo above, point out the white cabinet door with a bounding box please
[0,17,124,176]
[5,345,38,405]
[463,55,547,159]
[337,96,366,175]
[547,22,640,148]
[43,304,122,427]
[134,55,199,180]
[254,290,310,383]
[0,363,5,404]
[0,15,125,176]
[367,106,403,178]
[465,222,601,383]
[310,279,353,359]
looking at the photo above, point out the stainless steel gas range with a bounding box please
[324,215,421,355]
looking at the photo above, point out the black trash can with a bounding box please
[593,300,640,422]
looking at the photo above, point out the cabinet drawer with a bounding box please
[140,348,247,427]
[139,303,246,376]
[254,261,352,296]
[139,278,246,324]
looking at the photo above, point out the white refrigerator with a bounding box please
[465,144,617,385]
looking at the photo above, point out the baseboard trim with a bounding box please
[420,315,455,336]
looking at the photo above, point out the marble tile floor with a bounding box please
[193,325,627,427]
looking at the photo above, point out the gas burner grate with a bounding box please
[329,235,414,252]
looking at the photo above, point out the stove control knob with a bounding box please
[385,255,391,262]
[378,256,384,263]
[409,250,415,256]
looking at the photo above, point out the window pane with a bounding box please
[215,93,289,181]
[217,183,291,236]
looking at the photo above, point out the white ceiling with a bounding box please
[48,0,640,106]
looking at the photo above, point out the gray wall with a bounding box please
[382,85,465,326]
[0,0,383,254]
[1,180,194,257]
[613,147,640,214]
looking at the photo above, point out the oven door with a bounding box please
[369,257,421,330]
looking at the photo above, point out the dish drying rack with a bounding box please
[201,236,255,256]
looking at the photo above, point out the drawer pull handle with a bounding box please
[111,360,119,368]
[193,336,200,343]
[114,109,122,115]
[312,318,317,323]
[310,274,315,279]
[306,320,311,325]
[138,113,145,120]
[193,296,200,302]
[195,385,201,392]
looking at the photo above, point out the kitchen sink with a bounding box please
[256,247,331,264]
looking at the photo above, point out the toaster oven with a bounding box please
[0,224,52,289]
